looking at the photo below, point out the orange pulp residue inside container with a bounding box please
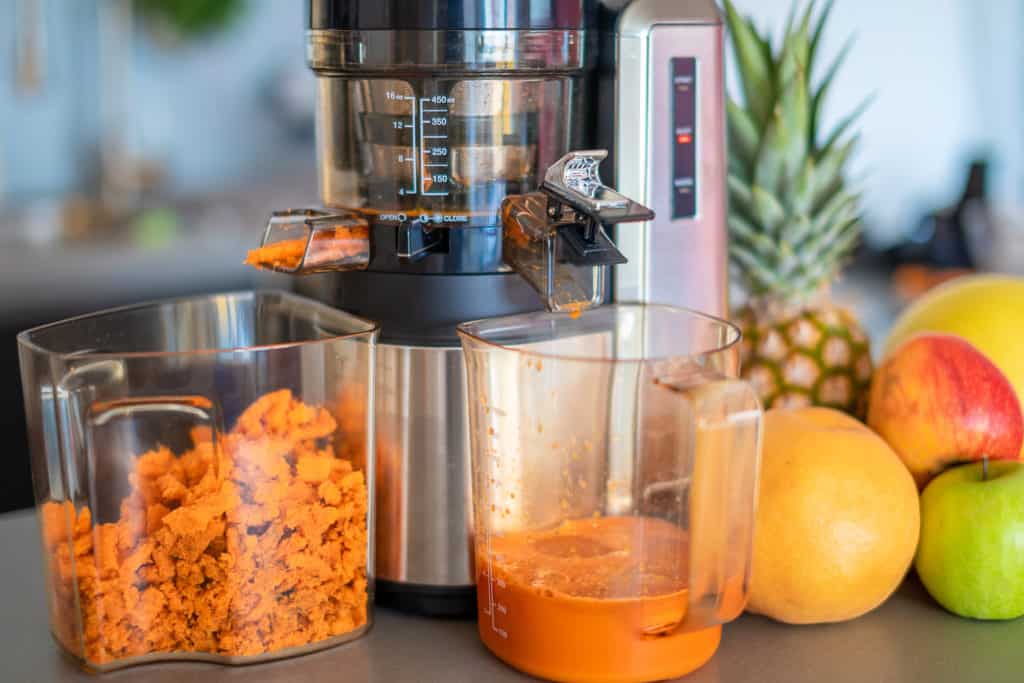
[477,516,747,683]
[39,390,370,665]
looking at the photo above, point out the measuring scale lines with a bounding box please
[383,91,453,198]
[482,525,510,640]
[384,91,453,198]
[384,91,418,196]
[419,96,451,196]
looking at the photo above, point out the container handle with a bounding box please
[68,393,223,489]
[86,395,216,425]
[683,378,762,629]
[56,362,224,524]
[636,377,761,638]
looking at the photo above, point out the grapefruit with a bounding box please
[747,407,920,624]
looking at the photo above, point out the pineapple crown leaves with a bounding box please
[724,0,873,301]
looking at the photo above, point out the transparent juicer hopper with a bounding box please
[458,305,763,683]
[256,62,586,279]
[254,32,636,315]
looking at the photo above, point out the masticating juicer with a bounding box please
[260,0,727,616]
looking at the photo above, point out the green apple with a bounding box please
[916,461,1024,619]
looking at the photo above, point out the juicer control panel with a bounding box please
[612,9,727,318]
[671,57,697,219]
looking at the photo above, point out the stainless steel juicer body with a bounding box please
[300,0,591,615]
[296,0,728,616]
[608,0,728,317]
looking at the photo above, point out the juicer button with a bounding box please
[671,57,698,220]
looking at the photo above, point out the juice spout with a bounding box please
[246,208,370,274]
[501,150,653,313]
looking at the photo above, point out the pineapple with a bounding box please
[724,0,873,417]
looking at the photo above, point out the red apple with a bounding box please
[867,333,1024,487]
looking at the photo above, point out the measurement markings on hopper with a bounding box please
[385,90,418,196]
[420,96,452,196]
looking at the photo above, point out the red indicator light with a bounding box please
[677,134,692,145]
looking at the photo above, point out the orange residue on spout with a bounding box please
[245,225,369,272]
[244,238,307,270]
[502,199,533,248]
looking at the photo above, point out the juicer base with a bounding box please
[376,580,477,619]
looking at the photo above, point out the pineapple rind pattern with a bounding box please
[737,304,872,418]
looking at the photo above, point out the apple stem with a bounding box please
[982,456,989,481]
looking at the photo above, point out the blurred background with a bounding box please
[2,0,1023,512]
[1,0,306,512]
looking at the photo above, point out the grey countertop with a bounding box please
[2,510,1023,683]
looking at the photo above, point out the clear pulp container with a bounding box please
[18,292,378,670]
[458,304,763,683]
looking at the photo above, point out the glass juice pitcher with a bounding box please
[458,304,762,683]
